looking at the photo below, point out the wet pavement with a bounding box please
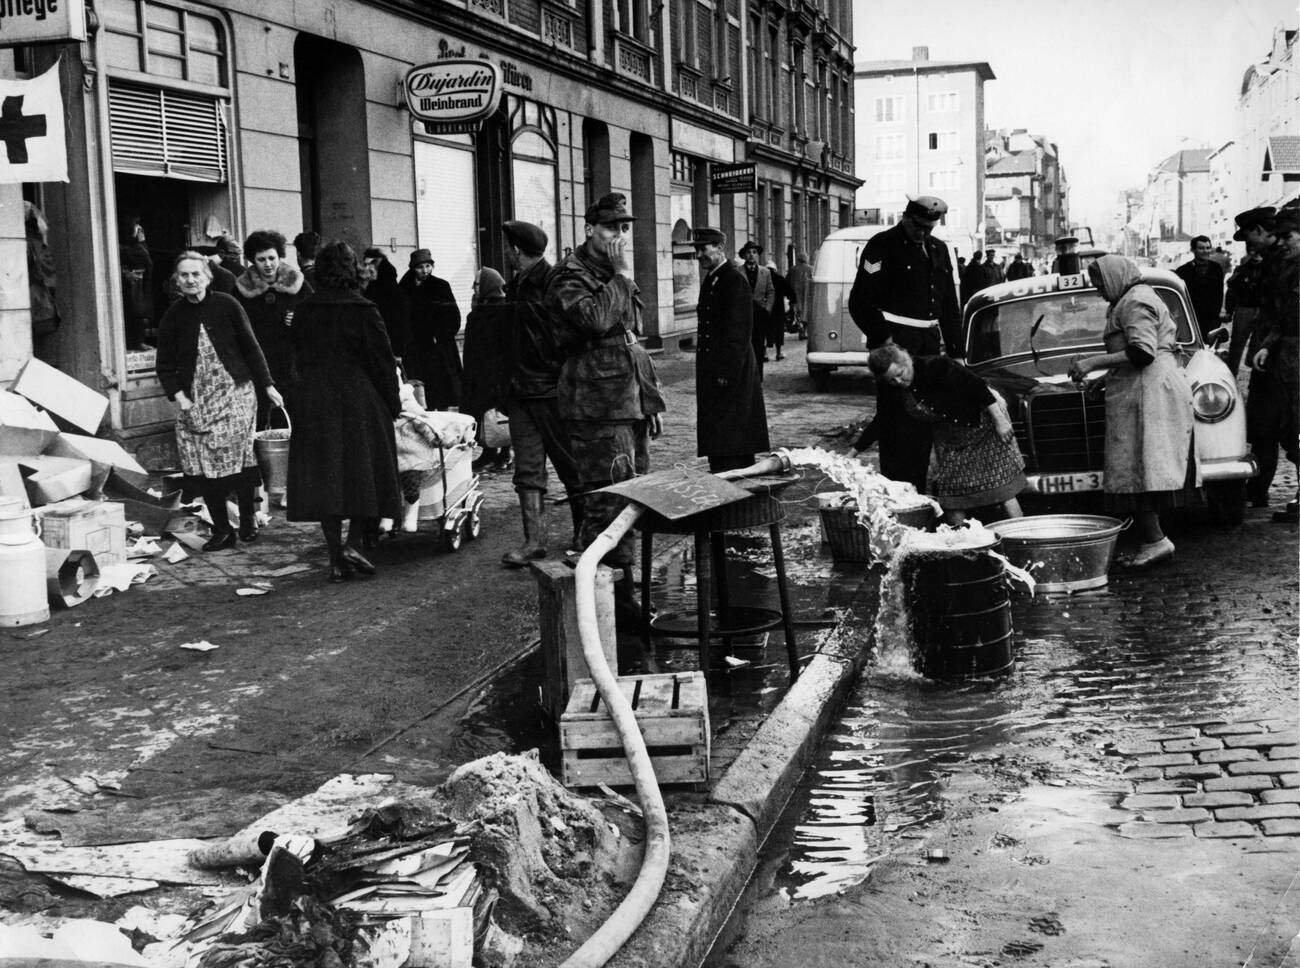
[712,468,1300,967]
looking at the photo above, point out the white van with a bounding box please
[805,224,962,390]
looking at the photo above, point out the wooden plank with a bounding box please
[561,718,707,748]
[562,749,709,787]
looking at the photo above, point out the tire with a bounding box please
[445,520,464,551]
[1205,479,1246,528]
[809,365,832,392]
[468,511,482,540]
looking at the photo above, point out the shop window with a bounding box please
[511,129,559,265]
[414,136,479,313]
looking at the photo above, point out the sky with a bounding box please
[853,0,1299,229]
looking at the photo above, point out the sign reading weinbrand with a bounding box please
[405,60,502,124]
[0,0,87,46]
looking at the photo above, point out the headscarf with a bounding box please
[475,267,505,305]
[1089,254,1141,304]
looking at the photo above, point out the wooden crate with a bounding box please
[560,672,710,788]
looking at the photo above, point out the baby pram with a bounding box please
[392,407,484,551]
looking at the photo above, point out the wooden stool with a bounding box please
[638,488,800,680]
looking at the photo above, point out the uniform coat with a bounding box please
[400,270,463,409]
[695,260,769,458]
[847,222,962,490]
[286,290,402,522]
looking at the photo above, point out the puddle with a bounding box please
[769,579,1298,902]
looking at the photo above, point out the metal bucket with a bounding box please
[988,514,1126,593]
[254,407,291,505]
[903,534,1014,680]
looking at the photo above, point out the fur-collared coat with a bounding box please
[234,262,313,397]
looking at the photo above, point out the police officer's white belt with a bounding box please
[882,311,940,329]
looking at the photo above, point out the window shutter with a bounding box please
[109,82,229,183]
[414,139,479,313]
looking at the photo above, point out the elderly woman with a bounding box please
[234,229,313,428]
[286,242,403,583]
[868,343,1024,525]
[1069,254,1198,568]
[462,267,512,472]
[156,253,283,550]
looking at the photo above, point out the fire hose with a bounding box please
[560,452,791,968]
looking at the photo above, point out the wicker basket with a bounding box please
[817,493,937,563]
[817,494,874,562]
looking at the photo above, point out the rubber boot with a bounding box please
[1248,445,1278,507]
[501,491,547,567]
[612,566,641,631]
[567,494,583,553]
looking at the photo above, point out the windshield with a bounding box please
[965,287,1195,365]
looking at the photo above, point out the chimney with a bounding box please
[912,46,930,62]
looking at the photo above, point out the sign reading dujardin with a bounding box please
[405,60,502,124]
[0,0,86,46]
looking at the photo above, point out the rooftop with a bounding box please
[1264,135,1300,174]
[1156,147,1214,174]
[855,58,995,81]
[987,152,1039,176]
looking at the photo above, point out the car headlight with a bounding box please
[1191,379,1235,423]
[828,331,838,340]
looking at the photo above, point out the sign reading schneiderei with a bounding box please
[599,469,751,520]
[405,60,502,124]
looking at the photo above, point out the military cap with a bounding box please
[1272,208,1300,236]
[1232,206,1277,241]
[1054,235,1079,247]
[584,192,637,225]
[739,240,763,255]
[502,220,547,256]
[904,195,947,220]
[691,227,727,247]
[409,248,434,268]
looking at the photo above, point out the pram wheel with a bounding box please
[468,511,482,540]
[445,519,465,552]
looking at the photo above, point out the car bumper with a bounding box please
[807,351,871,367]
[1023,456,1258,496]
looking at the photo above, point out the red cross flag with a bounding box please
[0,61,67,184]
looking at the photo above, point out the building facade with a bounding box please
[853,46,993,260]
[2,0,857,460]
[983,128,1068,259]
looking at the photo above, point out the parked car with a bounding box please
[805,224,961,391]
[962,268,1256,524]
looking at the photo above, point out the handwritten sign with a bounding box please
[598,468,750,520]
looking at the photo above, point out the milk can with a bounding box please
[0,500,50,627]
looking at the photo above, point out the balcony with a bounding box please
[614,34,654,85]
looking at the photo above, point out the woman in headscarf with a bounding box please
[1069,254,1199,568]
[286,241,402,583]
[867,343,1024,525]
[461,267,513,471]
[156,252,282,550]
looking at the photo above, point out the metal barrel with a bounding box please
[904,538,1014,680]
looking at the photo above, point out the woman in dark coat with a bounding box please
[361,248,411,368]
[694,232,769,471]
[869,343,1024,526]
[234,229,313,428]
[156,252,283,550]
[399,248,463,410]
[461,267,513,471]
[287,242,403,583]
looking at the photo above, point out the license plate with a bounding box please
[1036,471,1103,494]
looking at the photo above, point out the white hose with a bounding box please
[560,452,792,968]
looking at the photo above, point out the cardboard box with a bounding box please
[103,469,184,535]
[0,459,30,508]
[18,455,96,506]
[0,389,59,456]
[39,499,127,567]
[12,357,109,434]
[47,434,148,486]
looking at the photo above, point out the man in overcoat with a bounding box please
[847,195,963,491]
[1174,236,1225,338]
[400,249,463,410]
[692,228,769,472]
[739,241,776,369]
[544,192,665,618]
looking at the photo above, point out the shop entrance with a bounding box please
[113,173,199,351]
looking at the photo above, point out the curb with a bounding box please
[608,613,870,968]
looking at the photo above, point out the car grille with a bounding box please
[1021,391,1106,473]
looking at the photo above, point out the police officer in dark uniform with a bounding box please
[1051,236,1081,276]
[1221,207,1276,377]
[847,195,962,490]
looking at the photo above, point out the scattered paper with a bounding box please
[163,542,189,564]
[92,562,158,596]
[723,655,751,669]
[236,582,272,596]
[127,536,161,558]
[171,530,207,551]
[180,640,219,652]
[48,872,161,898]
